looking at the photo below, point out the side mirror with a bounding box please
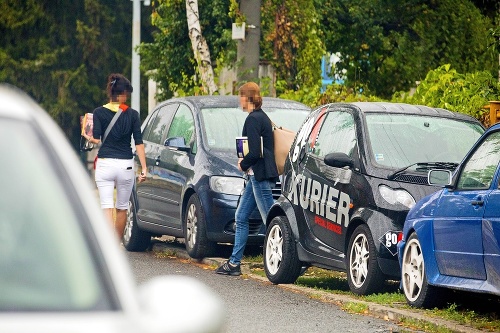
[428,169,452,187]
[324,152,354,168]
[164,137,190,152]
[137,276,225,332]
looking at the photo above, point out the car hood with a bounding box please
[205,149,241,177]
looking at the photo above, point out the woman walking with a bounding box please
[83,73,147,239]
[216,82,278,275]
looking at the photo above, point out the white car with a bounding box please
[0,84,225,333]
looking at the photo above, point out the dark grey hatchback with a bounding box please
[123,96,310,258]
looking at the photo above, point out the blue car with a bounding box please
[398,122,500,308]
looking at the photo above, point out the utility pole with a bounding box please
[131,0,150,115]
[236,0,261,83]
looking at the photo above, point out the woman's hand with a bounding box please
[138,170,147,183]
[237,158,243,171]
[82,133,96,144]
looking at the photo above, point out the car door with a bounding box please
[136,103,177,225]
[153,103,196,229]
[432,130,500,280]
[472,130,500,285]
[295,109,358,259]
[482,175,500,287]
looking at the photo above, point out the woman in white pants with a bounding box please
[83,73,146,239]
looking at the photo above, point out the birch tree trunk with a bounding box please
[186,0,218,95]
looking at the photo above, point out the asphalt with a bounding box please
[150,237,487,333]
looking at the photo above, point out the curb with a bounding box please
[151,239,485,333]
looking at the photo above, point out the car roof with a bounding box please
[154,95,311,112]
[324,102,480,123]
[0,84,38,121]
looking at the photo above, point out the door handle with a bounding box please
[471,200,484,206]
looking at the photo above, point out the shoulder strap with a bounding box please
[102,107,123,144]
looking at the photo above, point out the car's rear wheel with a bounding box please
[123,196,151,251]
[264,216,302,284]
[184,194,215,259]
[402,233,444,308]
[347,224,385,295]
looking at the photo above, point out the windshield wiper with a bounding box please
[388,162,459,180]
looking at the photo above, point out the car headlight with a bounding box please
[378,185,415,209]
[210,176,245,195]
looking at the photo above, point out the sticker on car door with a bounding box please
[287,172,351,227]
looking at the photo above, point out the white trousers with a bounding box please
[95,158,135,210]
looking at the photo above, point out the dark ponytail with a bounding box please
[106,73,133,100]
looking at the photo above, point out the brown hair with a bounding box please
[238,82,262,109]
[106,73,133,100]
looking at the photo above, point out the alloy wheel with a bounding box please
[349,233,370,288]
[124,200,134,243]
[185,203,198,249]
[402,238,425,302]
[265,224,283,275]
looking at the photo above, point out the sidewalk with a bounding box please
[150,237,485,333]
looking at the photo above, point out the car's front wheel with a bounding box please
[346,224,385,295]
[184,194,216,259]
[401,233,444,308]
[264,216,302,284]
[123,196,151,252]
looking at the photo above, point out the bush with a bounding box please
[278,83,382,108]
[393,64,500,126]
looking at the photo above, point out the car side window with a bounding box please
[141,109,158,142]
[166,104,196,153]
[311,111,356,158]
[457,131,500,190]
[146,104,178,144]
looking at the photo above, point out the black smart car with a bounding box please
[123,96,310,258]
[263,102,485,295]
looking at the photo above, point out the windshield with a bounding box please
[366,114,484,169]
[200,107,309,151]
[0,119,111,311]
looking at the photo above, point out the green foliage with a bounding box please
[261,0,324,94]
[277,80,322,107]
[139,0,234,101]
[279,82,382,108]
[0,0,152,149]
[318,84,383,105]
[318,0,498,99]
[228,0,245,24]
[393,64,500,123]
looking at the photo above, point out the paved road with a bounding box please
[127,250,406,333]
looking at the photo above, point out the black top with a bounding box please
[240,108,279,182]
[93,106,143,159]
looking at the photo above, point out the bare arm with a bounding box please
[82,133,101,145]
[135,143,147,183]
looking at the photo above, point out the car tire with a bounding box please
[184,194,216,259]
[401,233,445,308]
[264,216,302,284]
[346,224,385,295]
[123,196,151,252]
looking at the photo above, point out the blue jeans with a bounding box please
[229,176,275,265]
